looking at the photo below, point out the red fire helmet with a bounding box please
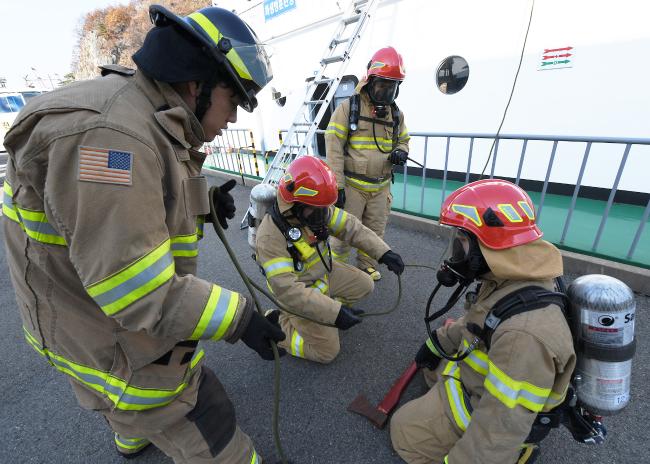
[278,156,338,207]
[440,179,543,250]
[366,46,405,81]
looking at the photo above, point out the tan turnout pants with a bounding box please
[390,379,462,464]
[101,367,261,464]
[331,184,392,270]
[278,260,374,363]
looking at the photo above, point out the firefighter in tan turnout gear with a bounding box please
[255,156,405,363]
[390,179,576,464]
[326,46,410,281]
[2,5,284,463]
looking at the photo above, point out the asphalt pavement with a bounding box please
[0,173,647,464]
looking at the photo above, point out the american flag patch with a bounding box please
[78,146,133,185]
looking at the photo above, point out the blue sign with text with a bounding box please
[264,0,296,21]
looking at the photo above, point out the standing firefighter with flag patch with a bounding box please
[390,180,576,464]
[2,5,284,463]
[255,156,405,363]
[326,46,410,281]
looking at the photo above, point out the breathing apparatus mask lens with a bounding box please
[436,228,489,286]
[293,204,329,241]
[367,77,399,106]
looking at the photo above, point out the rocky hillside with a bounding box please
[73,0,210,80]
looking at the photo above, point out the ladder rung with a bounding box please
[293,129,309,133]
[314,78,335,85]
[343,14,361,25]
[293,122,313,126]
[354,0,369,7]
[321,54,346,65]
[305,99,326,105]
[331,37,350,47]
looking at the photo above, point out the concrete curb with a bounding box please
[205,169,650,296]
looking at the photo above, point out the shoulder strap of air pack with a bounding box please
[477,281,568,349]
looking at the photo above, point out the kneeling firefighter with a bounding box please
[253,156,405,363]
[390,179,636,464]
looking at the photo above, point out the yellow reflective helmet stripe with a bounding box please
[171,233,199,257]
[294,186,318,197]
[190,285,240,340]
[187,12,252,81]
[23,327,204,411]
[451,204,483,227]
[518,200,535,220]
[86,239,175,316]
[498,203,523,223]
[484,360,551,412]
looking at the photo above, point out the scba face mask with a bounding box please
[367,77,400,106]
[292,204,330,241]
[437,228,490,287]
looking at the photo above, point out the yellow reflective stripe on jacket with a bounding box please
[114,434,150,451]
[443,456,449,463]
[2,181,20,223]
[345,175,391,192]
[3,181,67,246]
[545,386,568,410]
[445,378,473,431]
[187,12,252,81]
[189,285,240,340]
[86,239,175,316]
[310,277,329,294]
[171,233,199,257]
[23,327,204,411]
[196,216,205,239]
[331,248,350,262]
[263,257,294,278]
[291,329,305,358]
[328,207,348,235]
[484,360,551,412]
[326,122,348,139]
[442,360,461,380]
[461,339,488,376]
[398,130,410,142]
[348,135,393,151]
[250,449,260,464]
[425,337,443,358]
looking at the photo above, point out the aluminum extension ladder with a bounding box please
[261,0,378,186]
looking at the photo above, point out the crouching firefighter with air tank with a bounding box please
[250,156,405,363]
[326,46,410,281]
[390,179,636,464]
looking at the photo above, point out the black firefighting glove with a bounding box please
[388,148,409,166]
[207,179,237,229]
[241,310,287,360]
[415,341,441,370]
[334,306,362,330]
[379,250,405,275]
[335,188,346,208]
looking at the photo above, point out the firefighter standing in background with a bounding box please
[255,156,405,363]
[390,180,576,464]
[2,5,285,463]
[326,46,410,281]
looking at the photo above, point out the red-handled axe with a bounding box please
[347,361,419,429]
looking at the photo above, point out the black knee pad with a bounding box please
[186,367,237,457]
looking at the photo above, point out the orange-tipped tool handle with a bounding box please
[377,361,419,415]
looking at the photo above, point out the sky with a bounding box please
[0,0,129,89]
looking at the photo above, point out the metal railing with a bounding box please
[203,130,650,269]
[203,129,270,180]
